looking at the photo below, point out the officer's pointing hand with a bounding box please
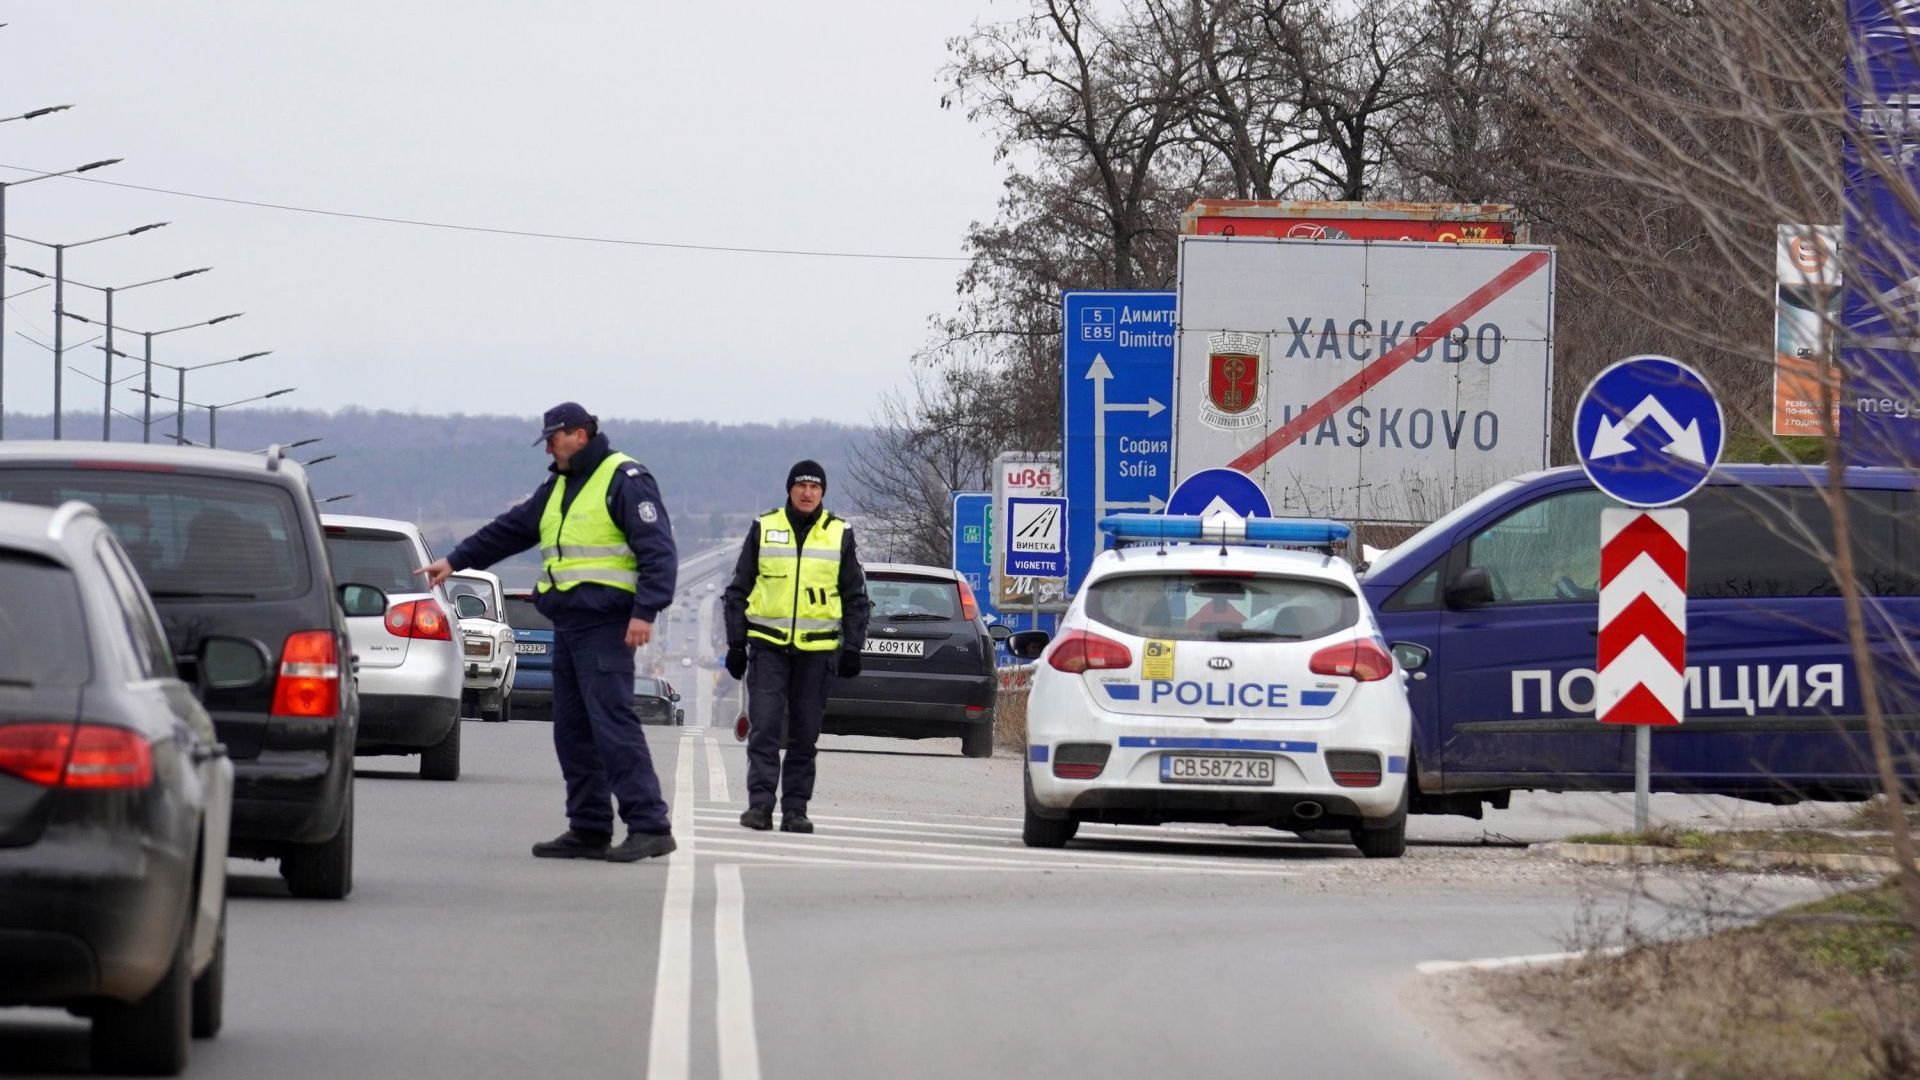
[625,618,652,649]
[417,558,453,587]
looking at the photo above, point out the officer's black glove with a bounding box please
[725,646,748,681]
[837,649,862,679]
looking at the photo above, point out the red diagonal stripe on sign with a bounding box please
[1600,682,1682,726]
[1598,593,1686,672]
[1227,250,1551,473]
[1601,513,1688,585]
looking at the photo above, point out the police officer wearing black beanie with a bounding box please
[721,459,871,833]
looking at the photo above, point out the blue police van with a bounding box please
[1359,464,1920,816]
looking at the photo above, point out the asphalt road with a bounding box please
[0,722,1838,1079]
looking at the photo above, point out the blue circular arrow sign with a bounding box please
[1165,467,1273,518]
[1575,355,1725,508]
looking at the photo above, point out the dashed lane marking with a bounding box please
[704,732,729,803]
[646,729,699,1079]
[714,863,760,1080]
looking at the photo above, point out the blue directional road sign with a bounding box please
[1575,355,1725,508]
[1063,291,1177,595]
[1165,467,1274,519]
[951,491,1054,652]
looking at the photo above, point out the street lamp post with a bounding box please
[88,317,251,442]
[21,265,210,439]
[0,150,118,438]
[137,386,296,449]
[7,219,167,438]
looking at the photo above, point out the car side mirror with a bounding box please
[1390,642,1430,673]
[195,635,275,691]
[337,582,389,618]
[670,691,681,702]
[454,593,488,619]
[987,623,1013,643]
[1443,567,1495,610]
[1008,630,1050,660]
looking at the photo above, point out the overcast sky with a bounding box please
[0,1,1006,429]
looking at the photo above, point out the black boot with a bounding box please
[780,809,814,834]
[531,829,612,859]
[606,831,677,863]
[740,805,773,831]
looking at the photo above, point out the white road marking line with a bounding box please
[646,731,699,1080]
[692,818,1278,871]
[1415,946,1626,976]
[704,733,729,803]
[720,808,1301,846]
[714,864,761,1080]
[695,835,1296,877]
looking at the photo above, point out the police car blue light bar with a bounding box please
[1098,513,1350,546]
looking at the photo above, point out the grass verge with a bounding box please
[994,687,1028,751]
[1478,880,1916,1079]
[1565,824,1905,859]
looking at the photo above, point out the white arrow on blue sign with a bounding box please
[1063,291,1177,595]
[1165,467,1273,519]
[1575,355,1725,508]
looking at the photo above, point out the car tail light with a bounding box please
[956,579,980,622]
[1052,742,1111,780]
[385,599,453,641]
[272,630,341,718]
[1047,629,1133,674]
[0,724,152,789]
[1309,639,1394,682]
[1326,750,1383,788]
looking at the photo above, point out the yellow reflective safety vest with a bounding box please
[536,452,639,594]
[744,508,846,651]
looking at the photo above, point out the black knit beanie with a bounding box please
[786,459,826,494]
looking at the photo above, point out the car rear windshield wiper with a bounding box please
[0,677,35,688]
[1213,628,1302,641]
[147,590,259,600]
[880,611,949,621]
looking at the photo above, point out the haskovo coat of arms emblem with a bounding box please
[1200,331,1267,431]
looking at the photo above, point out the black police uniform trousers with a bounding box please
[744,643,832,813]
[551,617,671,835]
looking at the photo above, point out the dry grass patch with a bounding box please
[1567,825,1908,859]
[994,687,1028,751]
[1479,881,1917,1080]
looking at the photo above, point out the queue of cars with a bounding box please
[0,441,469,1073]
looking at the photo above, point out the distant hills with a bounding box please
[2,407,875,586]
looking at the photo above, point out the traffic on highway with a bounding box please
[4,2,1919,1075]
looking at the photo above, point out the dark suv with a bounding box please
[0,442,375,899]
[822,563,998,757]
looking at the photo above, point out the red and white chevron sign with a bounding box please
[1597,508,1689,725]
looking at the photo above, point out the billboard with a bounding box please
[990,453,1066,611]
[1841,0,1920,464]
[1773,225,1842,437]
[1171,236,1555,523]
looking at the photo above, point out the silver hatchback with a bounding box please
[321,514,464,780]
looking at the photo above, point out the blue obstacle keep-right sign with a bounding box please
[1164,467,1273,519]
[1575,355,1725,508]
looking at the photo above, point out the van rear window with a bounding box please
[0,554,90,687]
[1087,573,1358,643]
[503,595,552,631]
[0,469,307,601]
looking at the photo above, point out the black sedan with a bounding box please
[634,676,684,726]
[822,563,998,757]
[0,500,265,1074]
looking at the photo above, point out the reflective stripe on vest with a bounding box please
[536,452,639,594]
[744,508,846,651]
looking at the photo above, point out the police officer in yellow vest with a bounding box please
[722,460,870,833]
[421,403,678,863]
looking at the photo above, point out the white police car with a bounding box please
[1013,514,1413,858]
